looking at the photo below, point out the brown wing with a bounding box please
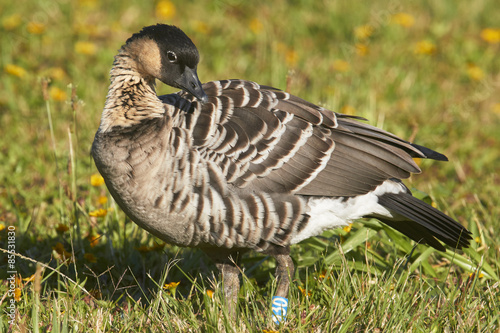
[169,80,444,198]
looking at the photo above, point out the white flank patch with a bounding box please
[290,180,407,244]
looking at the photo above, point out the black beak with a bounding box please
[175,67,208,103]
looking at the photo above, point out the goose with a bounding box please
[91,24,472,320]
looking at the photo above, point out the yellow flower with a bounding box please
[466,63,484,81]
[23,274,36,283]
[52,242,73,261]
[135,245,153,253]
[480,28,500,44]
[155,0,176,20]
[354,25,374,40]
[75,41,97,55]
[84,253,97,263]
[47,67,67,80]
[14,287,22,301]
[89,208,107,217]
[318,270,330,280]
[332,59,350,72]
[27,22,46,35]
[469,272,484,279]
[2,14,22,30]
[164,281,180,296]
[98,195,108,205]
[413,158,422,167]
[0,223,5,232]
[492,103,500,115]
[298,285,311,297]
[206,289,214,298]
[355,43,369,56]
[55,223,69,233]
[431,201,437,208]
[343,223,353,233]
[391,13,415,28]
[164,282,180,289]
[193,20,210,35]
[285,49,298,67]
[49,87,67,101]
[249,18,263,35]
[341,105,356,115]
[414,40,436,55]
[4,64,26,78]
[86,233,101,247]
[78,0,98,9]
[90,173,105,187]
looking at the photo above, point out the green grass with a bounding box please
[1,0,500,332]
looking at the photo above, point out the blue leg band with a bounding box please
[272,296,288,324]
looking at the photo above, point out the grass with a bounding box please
[1,0,500,331]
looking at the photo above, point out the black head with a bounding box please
[124,24,207,102]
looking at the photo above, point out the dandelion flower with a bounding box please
[90,173,105,187]
[285,49,298,67]
[84,253,97,263]
[193,20,209,35]
[206,289,214,298]
[50,87,67,101]
[86,233,101,247]
[14,287,22,301]
[78,0,98,9]
[0,223,5,232]
[341,105,356,115]
[332,59,350,72]
[97,195,108,205]
[355,43,369,56]
[75,41,97,55]
[156,0,176,20]
[391,13,415,28]
[480,28,500,44]
[47,67,67,80]
[466,63,484,81]
[492,103,500,115]
[164,281,180,296]
[469,272,484,279]
[298,285,311,297]
[249,18,263,35]
[343,223,353,233]
[2,14,22,30]
[164,281,180,289]
[23,274,36,283]
[414,40,436,55]
[27,22,46,34]
[55,223,70,233]
[4,64,26,78]
[52,242,73,261]
[354,25,374,40]
[89,208,107,217]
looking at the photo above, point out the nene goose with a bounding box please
[91,24,471,319]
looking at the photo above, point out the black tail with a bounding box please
[376,192,472,251]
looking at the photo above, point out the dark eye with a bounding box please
[167,51,177,63]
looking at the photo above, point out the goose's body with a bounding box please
[92,24,471,317]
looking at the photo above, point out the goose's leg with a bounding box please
[272,246,294,297]
[266,246,293,324]
[215,260,240,319]
[205,249,241,319]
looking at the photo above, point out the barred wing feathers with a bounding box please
[172,80,436,198]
